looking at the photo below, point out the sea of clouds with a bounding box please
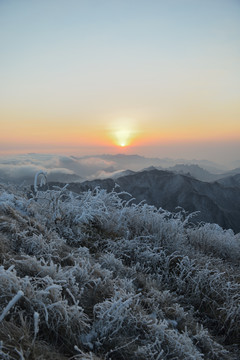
[0,153,120,184]
[0,152,235,185]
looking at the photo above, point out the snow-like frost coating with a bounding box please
[0,182,239,359]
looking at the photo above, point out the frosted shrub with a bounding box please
[19,233,57,259]
[34,171,47,193]
[187,223,240,263]
[0,290,24,322]
[0,265,21,298]
[0,182,240,359]
[99,253,127,277]
[81,290,139,350]
[193,324,231,360]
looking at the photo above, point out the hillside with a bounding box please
[0,182,240,359]
[59,169,240,233]
[216,174,240,188]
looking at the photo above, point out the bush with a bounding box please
[0,183,239,359]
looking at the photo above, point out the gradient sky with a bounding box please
[1,0,240,163]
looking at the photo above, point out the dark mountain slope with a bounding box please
[116,170,240,232]
[216,173,240,188]
[57,169,240,233]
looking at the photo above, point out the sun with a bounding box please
[116,131,130,147]
[114,129,132,147]
[108,117,138,148]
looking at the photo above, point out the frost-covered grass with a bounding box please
[0,183,240,359]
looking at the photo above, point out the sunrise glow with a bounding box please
[107,117,140,149]
[114,130,131,147]
[0,1,239,162]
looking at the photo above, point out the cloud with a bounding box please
[88,169,129,180]
[1,152,183,184]
[0,154,118,184]
[0,164,44,180]
[78,157,115,168]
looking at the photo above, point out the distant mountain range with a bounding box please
[91,154,229,174]
[1,153,238,184]
[2,153,240,232]
[166,164,220,182]
[46,168,240,234]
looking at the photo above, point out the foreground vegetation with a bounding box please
[0,181,240,359]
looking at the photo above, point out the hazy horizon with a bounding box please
[1,0,240,161]
[0,140,240,167]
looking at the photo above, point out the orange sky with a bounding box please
[0,0,240,162]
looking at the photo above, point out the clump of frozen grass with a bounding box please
[32,311,39,344]
[0,181,240,359]
[34,170,47,193]
[81,290,139,350]
[186,223,240,263]
[0,290,24,322]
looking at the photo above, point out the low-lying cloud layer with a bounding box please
[0,154,119,184]
[0,153,236,185]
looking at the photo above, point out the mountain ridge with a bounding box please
[44,169,240,233]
